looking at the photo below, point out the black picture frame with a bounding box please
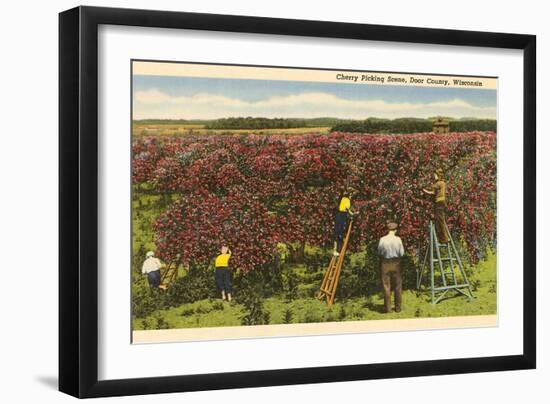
[59,5,536,398]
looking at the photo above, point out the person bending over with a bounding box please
[142,251,164,289]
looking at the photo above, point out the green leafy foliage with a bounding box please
[206,117,309,130]
[238,273,271,326]
[283,267,299,301]
[283,307,294,324]
[163,264,215,306]
[132,281,163,318]
[331,118,496,134]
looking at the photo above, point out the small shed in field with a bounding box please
[433,118,450,134]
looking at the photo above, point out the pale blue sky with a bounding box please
[133,75,497,120]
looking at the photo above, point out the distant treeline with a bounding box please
[331,118,497,133]
[134,119,209,125]
[448,119,497,132]
[204,117,348,129]
[134,117,497,133]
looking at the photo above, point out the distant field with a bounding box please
[132,123,204,137]
[132,123,332,137]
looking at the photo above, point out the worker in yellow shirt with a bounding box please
[423,168,449,244]
[333,189,355,256]
[215,245,233,301]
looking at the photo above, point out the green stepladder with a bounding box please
[417,221,475,304]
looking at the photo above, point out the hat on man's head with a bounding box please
[343,186,355,196]
[387,222,398,230]
[435,168,444,177]
[146,251,155,258]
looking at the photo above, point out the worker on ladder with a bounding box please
[423,168,449,244]
[319,189,356,305]
[332,188,355,256]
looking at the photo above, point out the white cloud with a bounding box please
[133,89,496,120]
[134,89,172,104]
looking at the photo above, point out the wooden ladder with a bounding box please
[159,262,178,290]
[317,219,353,305]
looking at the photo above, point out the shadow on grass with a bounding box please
[362,296,387,314]
[435,290,475,304]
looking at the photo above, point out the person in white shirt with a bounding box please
[142,251,163,289]
[377,222,405,313]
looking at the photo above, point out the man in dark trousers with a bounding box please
[377,222,405,313]
[423,168,449,244]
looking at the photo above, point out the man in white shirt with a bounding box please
[142,251,163,289]
[377,222,405,313]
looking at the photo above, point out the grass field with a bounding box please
[132,189,497,331]
[132,254,496,330]
[132,122,332,137]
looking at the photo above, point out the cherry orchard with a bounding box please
[132,132,496,272]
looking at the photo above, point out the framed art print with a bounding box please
[59,6,536,398]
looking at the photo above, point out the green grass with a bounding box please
[132,191,179,255]
[133,298,246,330]
[133,253,496,330]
